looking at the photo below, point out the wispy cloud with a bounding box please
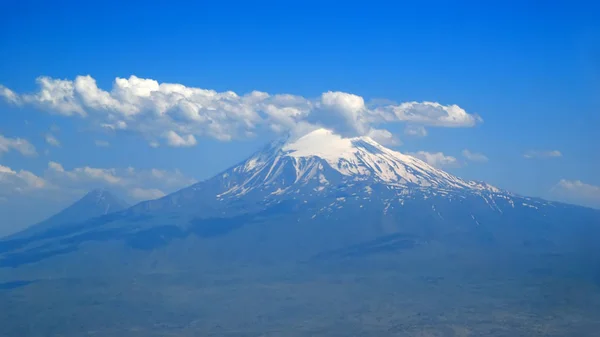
[523,150,562,159]
[0,85,20,105]
[407,151,459,168]
[462,149,488,163]
[550,179,600,209]
[0,164,47,199]
[1,75,483,147]
[164,130,197,147]
[94,140,110,147]
[129,187,166,200]
[45,134,61,147]
[404,125,428,137]
[0,133,37,157]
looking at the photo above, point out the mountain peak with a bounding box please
[263,128,489,191]
[205,128,502,201]
[79,188,128,207]
[135,128,505,217]
[8,189,129,239]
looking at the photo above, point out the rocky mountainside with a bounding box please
[1,129,598,268]
[133,128,551,222]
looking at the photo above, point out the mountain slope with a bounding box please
[8,189,129,239]
[1,129,599,268]
[133,128,530,218]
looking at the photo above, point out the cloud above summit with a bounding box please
[0,75,482,147]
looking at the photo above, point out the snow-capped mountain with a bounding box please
[220,128,501,196]
[136,128,549,219]
[3,128,598,269]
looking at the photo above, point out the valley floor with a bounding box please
[1,247,599,337]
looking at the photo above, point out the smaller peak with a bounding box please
[80,188,129,209]
[82,188,126,203]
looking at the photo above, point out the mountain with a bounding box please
[1,128,598,268]
[132,128,555,224]
[7,188,129,239]
[2,129,600,337]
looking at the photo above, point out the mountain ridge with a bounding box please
[7,188,129,239]
[130,128,517,217]
[1,129,599,269]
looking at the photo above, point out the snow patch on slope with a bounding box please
[210,128,506,202]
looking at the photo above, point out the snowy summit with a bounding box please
[137,127,552,220]
[219,128,500,199]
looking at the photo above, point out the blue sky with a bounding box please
[0,0,599,235]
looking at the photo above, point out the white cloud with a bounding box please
[321,91,365,113]
[366,128,401,146]
[1,75,482,146]
[0,85,20,104]
[462,149,488,163]
[47,161,65,172]
[45,134,61,147]
[523,150,562,159]
[45,161,196,201]
[319,91,368,133]
[404,125,428,137]
[22,77,86,116]
[101,121,127,131]
[94,140,110,147]
[407,151,459,168]
[374,101,481,127]
[550,179,600,209]
[129,187,165,200]
[0,133,37,157]
[164,130,197,147]
[48,161,121,185]
[0,164,47,197]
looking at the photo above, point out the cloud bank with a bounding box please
[1,75,482,147]
[551,179,600,209]
[0,164,46,195]
[0,162,196,203]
